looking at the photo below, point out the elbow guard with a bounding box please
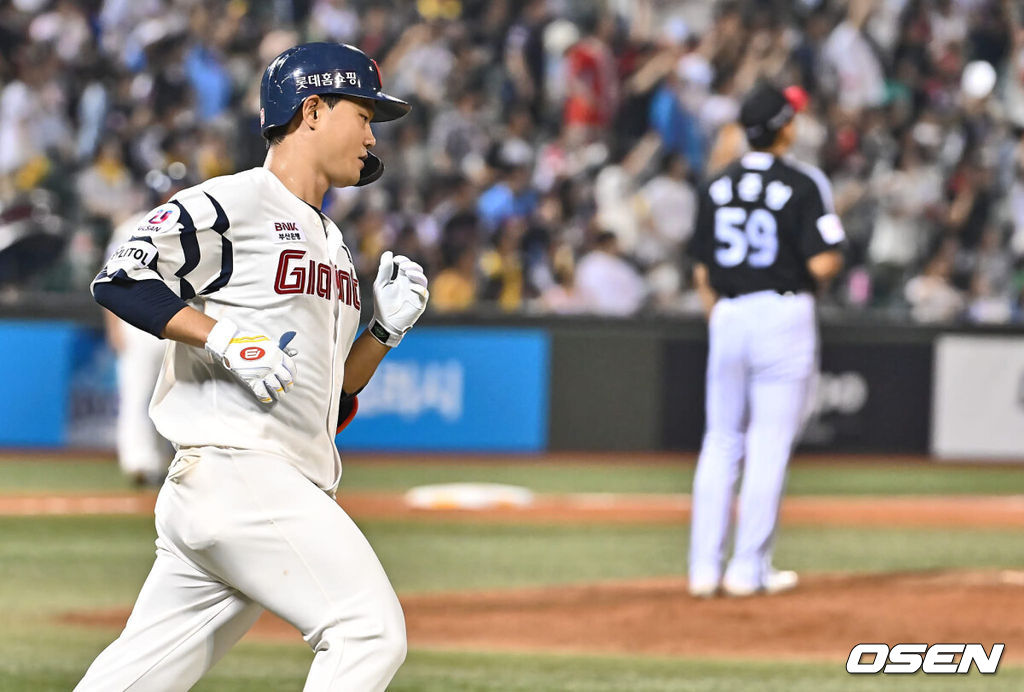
[336,391,359,434]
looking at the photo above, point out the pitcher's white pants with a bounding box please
[688,291,817,590]
[75,447,406,691]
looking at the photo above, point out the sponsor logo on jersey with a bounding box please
[272,221,306,243]
[106,239,157,273]
[273,249,360,309]
[240,346,266,361]
[138,204,180,233]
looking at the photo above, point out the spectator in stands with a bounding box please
[537,242,583,314]
[5,0,1024,325]
[575,230,646,316]
[905,249,965,323]
[635,152,697,266]
[821,0,887,112]
[867,136,944,304]
[966,226,1014,323]
[75,138,141,230]
[477,163,538,234]
[431,244,478,313]
[562,9,619,143]
[648,56,707,173]
[480,216,527,312]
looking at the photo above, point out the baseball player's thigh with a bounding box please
[74,540,261,692]
[744,295,816,453]
[167,448,404,650]
[746,376,811,453]
[750,293,817,379]
[704,299,749,434]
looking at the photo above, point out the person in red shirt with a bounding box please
[563,12,619,141]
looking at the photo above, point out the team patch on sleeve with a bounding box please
[138,204,181,233]
[817,213,846,245]
[105,238,158,274]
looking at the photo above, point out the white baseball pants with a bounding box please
[75,447,406,691]
[688,291,817,590]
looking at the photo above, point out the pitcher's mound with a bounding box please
[61,569,1024,662]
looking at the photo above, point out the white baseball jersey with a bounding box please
[93,166,362,491]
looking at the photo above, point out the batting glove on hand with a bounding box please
[205,318,298,405]
[369,251,429,347]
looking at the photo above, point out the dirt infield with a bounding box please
[60,570,1024,663]
[4,490,1024,528]
[30,489,1024,663]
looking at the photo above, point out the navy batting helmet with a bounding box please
[260,42,410,186]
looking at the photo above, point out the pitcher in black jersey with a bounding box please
[686,83,845,598]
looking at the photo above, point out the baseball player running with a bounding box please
[686,83,844,598]
[76,43,427,691]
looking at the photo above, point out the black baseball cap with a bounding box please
[739,83,806,147]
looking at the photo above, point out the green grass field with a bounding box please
[5,454,1024,495]
[2,454,1022,691]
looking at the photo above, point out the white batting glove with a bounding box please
[369,251,429,347]
[205,319,298,405]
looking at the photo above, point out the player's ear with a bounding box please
[300,95,321,130]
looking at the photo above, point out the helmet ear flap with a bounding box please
[356,152,384,186]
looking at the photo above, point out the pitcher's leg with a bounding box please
[74,541,261,692]
[725,376,810,590]
[688,306,748,591]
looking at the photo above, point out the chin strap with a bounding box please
[356,152,384,186]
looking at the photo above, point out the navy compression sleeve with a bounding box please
[93,278,188,338]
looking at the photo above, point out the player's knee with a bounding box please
[371,590,407,673]
[315,609,406,680]
[701,430,745,461]
[371,606,407,672]
[379,620,408,674]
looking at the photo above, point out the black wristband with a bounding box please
[369,320,400,347]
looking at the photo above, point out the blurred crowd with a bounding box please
[3,0,1024,323]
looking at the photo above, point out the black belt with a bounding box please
[720,288,803,298]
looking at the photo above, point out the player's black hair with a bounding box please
[741,82,794,150]
[265,93,347,148]
[748,128,783,151]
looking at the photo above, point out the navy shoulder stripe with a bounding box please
[200,192,233,295]
[170,199,199,300]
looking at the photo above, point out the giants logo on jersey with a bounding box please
[274,249,360,308]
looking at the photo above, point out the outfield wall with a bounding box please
[2,298,1021,457]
